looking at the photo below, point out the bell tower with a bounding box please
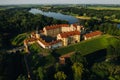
[35,27,40,38]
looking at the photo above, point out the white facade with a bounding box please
[61,27,70,32]
[51,41,62,49]
[37,40,62,49]
[37,40,47,49]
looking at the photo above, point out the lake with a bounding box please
[117,24,120,29]
[29,8,78,24]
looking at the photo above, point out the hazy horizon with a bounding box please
[0,0,120,5]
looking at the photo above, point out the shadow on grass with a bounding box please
[85,49,107,68]
[51,49,61,62]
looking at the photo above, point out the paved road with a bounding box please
[24,55,32,80]
[6,46,25,53]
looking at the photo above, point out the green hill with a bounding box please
[54,35,119,56]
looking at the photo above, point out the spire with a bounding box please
[36,27,38,34]
[35,26,40,38]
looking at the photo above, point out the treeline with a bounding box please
[0,8,67,34]
[82,19,120,36]
[0,52,24,80]
[45,7,120,19]
[0,8,67,49]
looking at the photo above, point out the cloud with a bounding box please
[0,0,120,5]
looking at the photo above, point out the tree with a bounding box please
[0,34,2,48]
[72,62,83,80]
[106,41,120,61]
[106,45,115,59]
[109,75,120,80]
[70,52,87,65]
[55,63,60,72]
[54,71,67,80]
[110,15,116,20]
[17,74,26,80]
[37,67,44,80]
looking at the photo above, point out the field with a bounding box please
[54,34,119,56]
[76,16,91,20]
[0,8,5,10]
[111,19,120,23]
[88,6,120,10]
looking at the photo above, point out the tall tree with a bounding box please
[72,62,83,80]
[16,74,26,80]
[54,71,67,80]
[37,67,44,80]
[70,52,87,65]
[106,40,120,60]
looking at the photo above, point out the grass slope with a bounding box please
[55,35,119,56]
[88,6,120,10]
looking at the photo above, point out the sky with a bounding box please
[0,0,120,5]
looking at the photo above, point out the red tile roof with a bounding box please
[60,30,80,38]
[84,31,102,38]
[38,38,62,46]
[40,30,44,33]
[44,24,69,30]
[31,32,36,38]
[24,38,37,44]
[31,32,36,35]
[73,24,77,29]
[24,37,62,47]
[60,52,74,58]
[49,40,62,45]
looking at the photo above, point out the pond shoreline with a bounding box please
[29,8,79,24]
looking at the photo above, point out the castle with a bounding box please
[83,31,102,40]
[24,24,84,49]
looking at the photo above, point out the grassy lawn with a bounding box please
[54,34,119,56]
[11,33,28,46]
[0,7,15,10]
[88,6,120,10]
[0,8,5,10]
[111,19,120,23]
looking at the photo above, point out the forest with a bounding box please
[0,5,120,80]
[42,6,120,19]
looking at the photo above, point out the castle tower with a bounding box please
[24,40,29,53]
[35,27,40,38]
[77,25,81,32]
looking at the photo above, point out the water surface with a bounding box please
[29,8,78,24]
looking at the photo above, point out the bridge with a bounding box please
[6,46,25,54]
